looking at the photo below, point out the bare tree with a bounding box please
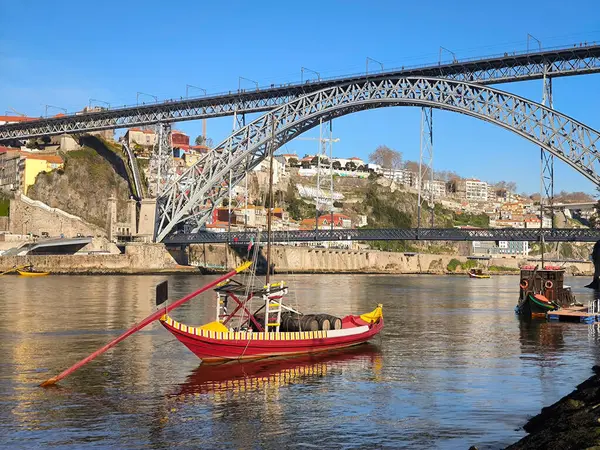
[435,169,462,182]
[368,145,402,169]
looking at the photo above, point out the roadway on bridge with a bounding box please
[1,44,599,140]
[163,228,600,245]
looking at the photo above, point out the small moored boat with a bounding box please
[468,268,490,279]
[17,269,50,277]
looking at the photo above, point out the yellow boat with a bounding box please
[468,268,490,279]
[17,270,50,277]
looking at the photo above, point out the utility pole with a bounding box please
[417,107,434,229]
[297,127,339,231]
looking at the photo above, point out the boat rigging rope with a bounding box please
[237,230,262,330]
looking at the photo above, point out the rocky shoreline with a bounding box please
[507,365,600,449]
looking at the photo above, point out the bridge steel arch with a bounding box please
[155,76,600,242]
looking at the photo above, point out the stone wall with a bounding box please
[0,243,183,274]
[0,217,8,231]
[9,193,105,238]
[189,243,594,275]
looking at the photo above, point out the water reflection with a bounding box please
[174,344,381,397]
[2,274,600,448]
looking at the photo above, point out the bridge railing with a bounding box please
[2,43,598,124]
[162,228,600,245]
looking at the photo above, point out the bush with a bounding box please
[453,212,490,228]
[447,258,461,271]
[447,258,477,271]
[0,197,9,217]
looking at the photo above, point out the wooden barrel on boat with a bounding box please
[315,314,331,330]
[250,313,279,332]
[280,313,319,332]
[324,314,342,330]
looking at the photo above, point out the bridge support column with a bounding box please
[107,196,117,242]
[540,67,554,228]
[138,198,157,242]
[315,119,334,231]
[150,122,175,197]
[417,107,434,228]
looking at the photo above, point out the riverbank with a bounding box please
[189,243,594,276]
[0,242,593,275]
[0,243,198,274]
[507,365,600,449]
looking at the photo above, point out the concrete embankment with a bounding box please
[507,365,600,449]
[189,244,594,275]
[0,242,592,275]
[0,243,196,274]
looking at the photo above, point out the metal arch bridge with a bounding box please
[154,76,600,241]
[1,44,600,140]
[163,228,600,245]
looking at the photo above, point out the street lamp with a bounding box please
[44,105,67,117]
[301,66,321,82]
[238,76,259,91]
[366,57,384,74]
[439,46,457,64]
[186,84,207,98]
[527,33,542,52]
[186,84,208,140]
[89,98,110,109]
[136,91,158,105]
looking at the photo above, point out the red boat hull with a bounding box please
[161,315,384,363]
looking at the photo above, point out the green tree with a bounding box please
[195,135,206,146]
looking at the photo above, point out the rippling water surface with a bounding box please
[1,274,599,449]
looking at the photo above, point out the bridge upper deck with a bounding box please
[1,43,599,141]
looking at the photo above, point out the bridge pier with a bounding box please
[138,198,157,242]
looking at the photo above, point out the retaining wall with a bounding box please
[0,243,182,274]
[189,243,594,275]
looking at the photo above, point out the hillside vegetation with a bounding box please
[279,172,484,254]
[28,140,133,229]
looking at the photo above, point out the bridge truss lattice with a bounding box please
[154,76,600,241]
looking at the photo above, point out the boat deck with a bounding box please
[547,306,598,324]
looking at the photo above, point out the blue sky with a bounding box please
[1,0,600,194]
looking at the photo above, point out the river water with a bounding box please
[1,274,599,449]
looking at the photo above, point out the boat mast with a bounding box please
[265,117,276,285]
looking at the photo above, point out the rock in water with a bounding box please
[506,365,600,449]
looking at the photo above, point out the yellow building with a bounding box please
[22,154,64,193]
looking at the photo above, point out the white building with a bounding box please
[472,240,529,256]
[379,168,417,187]
[423,179,447,199]
[465,179,488,202]
[253,156,286,184]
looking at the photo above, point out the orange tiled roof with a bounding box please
[23,154,64,164]
[0,116,36,123]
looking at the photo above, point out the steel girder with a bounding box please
[2,45,600,141]
[155,76,600,241]
[163,228,600,244]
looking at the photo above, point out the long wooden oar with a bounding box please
[0,264,31,276]
[40,261,252,387]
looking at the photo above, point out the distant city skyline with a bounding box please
[1,0,600,194]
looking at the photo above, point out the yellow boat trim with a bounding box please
[160,315,337,340]
[360,304,383,324]
[17,270,50,277]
